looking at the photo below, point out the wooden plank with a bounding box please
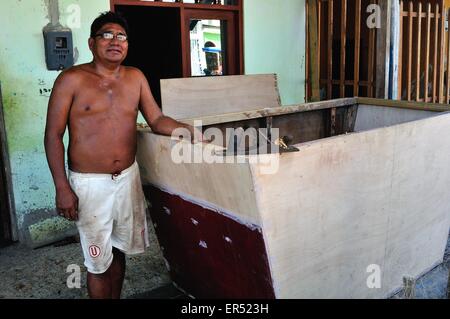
[447,8,450,103]
[239,0,244,75]
[425,3,431,103]
[113,0,241,11]
[330,107,337,136]
[180,5,189,77]
[317,0,321,99]
[357,97,450,112]
[160,93,450,127]
[433,4,440,103]
[416,2,422,101]
[354,0,361,97]
[160,74,282,120]
[306,0,310,101]
[438,3,446,103]
[111,0,182,9]
[176,98,358,127]
[407,1,413,101]
[368,0,375,98]
[398,1,404,100]
[401,11,439,18]
[375,0,392,99]
[327,0,334,99]
[340,0,347,98]
[321,79,372,86]
[266,116,273,144]
[345,104,359,133]
[308,0,320,101]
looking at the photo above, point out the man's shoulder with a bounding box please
[56,64,90,83]
[123,66,145,78]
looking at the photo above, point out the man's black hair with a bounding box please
[90,11,130,38]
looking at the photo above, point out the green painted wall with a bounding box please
[0,0,306,245]
[244,0,306,105]
[0,0,109,243]
[204,32,221,47]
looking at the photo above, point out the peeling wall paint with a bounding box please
[44,0,61,26]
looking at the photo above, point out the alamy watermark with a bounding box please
[66,264,81,289]
[366,264,382,289]
[169,121,281,175]
[367,4,381,29]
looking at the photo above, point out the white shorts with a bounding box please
[69,161,150,274]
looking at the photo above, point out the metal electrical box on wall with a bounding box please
[43,28,74,71]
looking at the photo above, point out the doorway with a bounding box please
[112,0,244,106]
[115,5,183,106]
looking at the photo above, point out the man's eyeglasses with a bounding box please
[95,32,128,42]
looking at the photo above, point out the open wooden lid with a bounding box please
[160,74,282,120]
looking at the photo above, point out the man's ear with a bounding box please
[88,38,94,51]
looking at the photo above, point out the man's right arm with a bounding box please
[44,71,79,221]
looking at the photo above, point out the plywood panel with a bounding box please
[161,74,281,120]
[250,133,394,298]
[383,115,450,293]
[250,112,450,298]
[308,0,320,101]
[354,105,437,131]
[136,132,261,226]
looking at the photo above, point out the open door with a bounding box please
[183,9,239,77]
[115,4,183,107]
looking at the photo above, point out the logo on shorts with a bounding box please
[89,245,101,258]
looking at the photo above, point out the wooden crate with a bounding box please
[136,75,450,298]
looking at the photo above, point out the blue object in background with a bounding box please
[202,47,222,53]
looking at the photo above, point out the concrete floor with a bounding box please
[0,220,171,299]
[391,232,450,299]
[0,222,448,299]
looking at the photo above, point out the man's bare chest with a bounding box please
[72,82,140,117]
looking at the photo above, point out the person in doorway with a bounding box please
[44,11,198,299]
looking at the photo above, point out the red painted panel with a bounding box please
[144,185,275,299]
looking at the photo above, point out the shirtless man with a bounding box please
[44,11,194,299]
